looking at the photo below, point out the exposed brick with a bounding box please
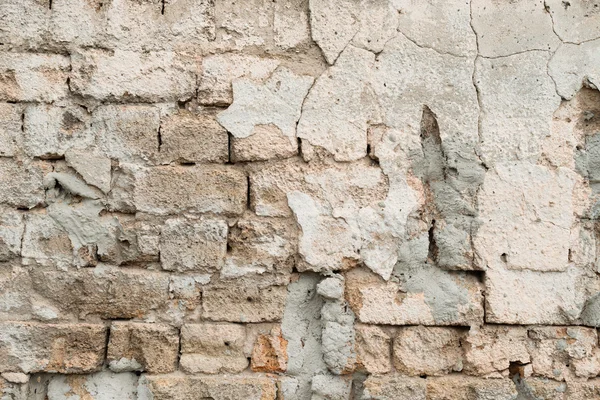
[107,323,179,374]
[0,322,106,374]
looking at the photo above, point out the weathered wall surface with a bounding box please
[1,0,600,399]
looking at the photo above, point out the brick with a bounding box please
[345,267,484,326]
[198,53,280,106]
[0,0,50,51]
[0,53,69,102]
[231,124,298,162]
[484,268,589,325]
[0,322,106,373]
[107,323,179,374]
[223,214,297,279]
[202,280,287,323]
[0,207,24,261]
[131,164,247,216]
[354,324,391,374]
[393,326,465,377]
[251,326,287,373]
[362,375,427,400]
[93,105,160,163]
[160,217,227,273]
[426,375,518,400]
[70,49,196,102]
[141,375,278,400]
[29,265,169,320]
[0,159,45,209]
[159,111,228,164]
[22,103,93,159]
[35,371,139,400]
[463,325,530,377]
[528,326,600,380]
[0,103,21,157]
[474,162,575,272]
[180,323,248,374]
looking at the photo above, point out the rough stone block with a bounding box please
[484,268,589,325]
[346,268,484,326]
[107,323,179,374]
[70,49,196,102]
[528,326,600,380]
[0,53,69,102]
[0,103,21,157]
[160,217,227,273]
[93,105,160,163]
[130,164,247,216]
[223,214,297,279]
[30,371,139,400]
[29,265,169,320]
[198,53,280,106]
[22,103,93,159]
[251,326,288,373]
[354,324,391,374]
[202,280,287,322]
[474,162,576,272]
[231,124,298,162]
[0,208,24,261]
[159,111,229,164]
[463,325,530,377]
[426,375,518,400]
[362,374,427,400]
[141,375,278,400]
[0,160,45,209]
[179,323,247,374]
[393,326,465,377]
[0,322,106,374]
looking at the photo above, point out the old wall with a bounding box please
[1,0,600,399]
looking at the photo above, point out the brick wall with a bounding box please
[1,0,600,399]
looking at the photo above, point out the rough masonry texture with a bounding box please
[1,0,600,399]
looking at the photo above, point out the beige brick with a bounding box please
[0,53,69,102]
[362,375,427,400]
[463,325,530,377]
[159,111,228,164]
[393,326,465,376]
[0,159,45,209]
[0,207,24,261]
[202,281,287,323]
[131,164,247,216]
[107,323,179,374]
[70,49,196,102]
[180,323,248,374]
[29,265,169,320]
[231,124,298,162]
[93,105,160,163]
[345,268,484,326]
[251,326,287,373]
[426,375,518,400]
[0,322,106,373]
[0,103,21,157]
[528,326,600,380]
[22,103,93,159]
[355,324,391,374]
[197,53,279,106]
[142,375,278,400]
[223,214,297,279]
[160,217,227,273]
